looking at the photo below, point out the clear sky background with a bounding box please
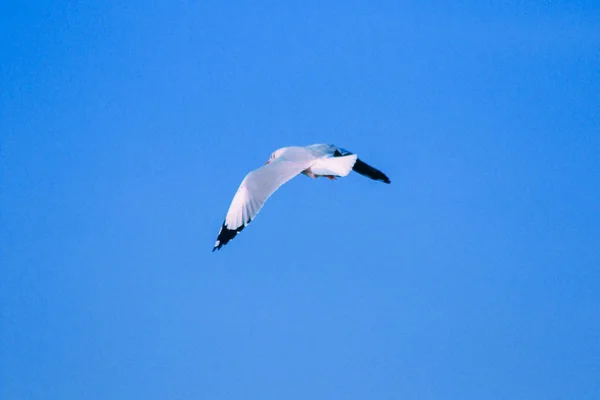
[1,1,599,399]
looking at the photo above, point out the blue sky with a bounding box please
[1,1,599,399]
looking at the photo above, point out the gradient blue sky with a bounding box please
[1,1,599,399]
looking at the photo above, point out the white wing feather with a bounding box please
[213,148,316,250]
[224,158,311,229]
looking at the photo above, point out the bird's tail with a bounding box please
[310,154,358,177]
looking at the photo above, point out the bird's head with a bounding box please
[265,147,286,164]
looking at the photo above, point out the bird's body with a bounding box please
[213,144,390,251]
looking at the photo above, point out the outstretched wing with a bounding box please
[213,156,315,251]
[333,146,391,184]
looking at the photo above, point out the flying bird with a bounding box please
[213,144,390,251]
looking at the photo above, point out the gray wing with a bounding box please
[333,146,391,184]
[213,156,315,251]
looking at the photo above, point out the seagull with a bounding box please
[213,144,390,251]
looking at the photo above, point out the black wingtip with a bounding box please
[212,220,251,252]
[352,158,391,184]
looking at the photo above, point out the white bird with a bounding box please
[213,144,390,251]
